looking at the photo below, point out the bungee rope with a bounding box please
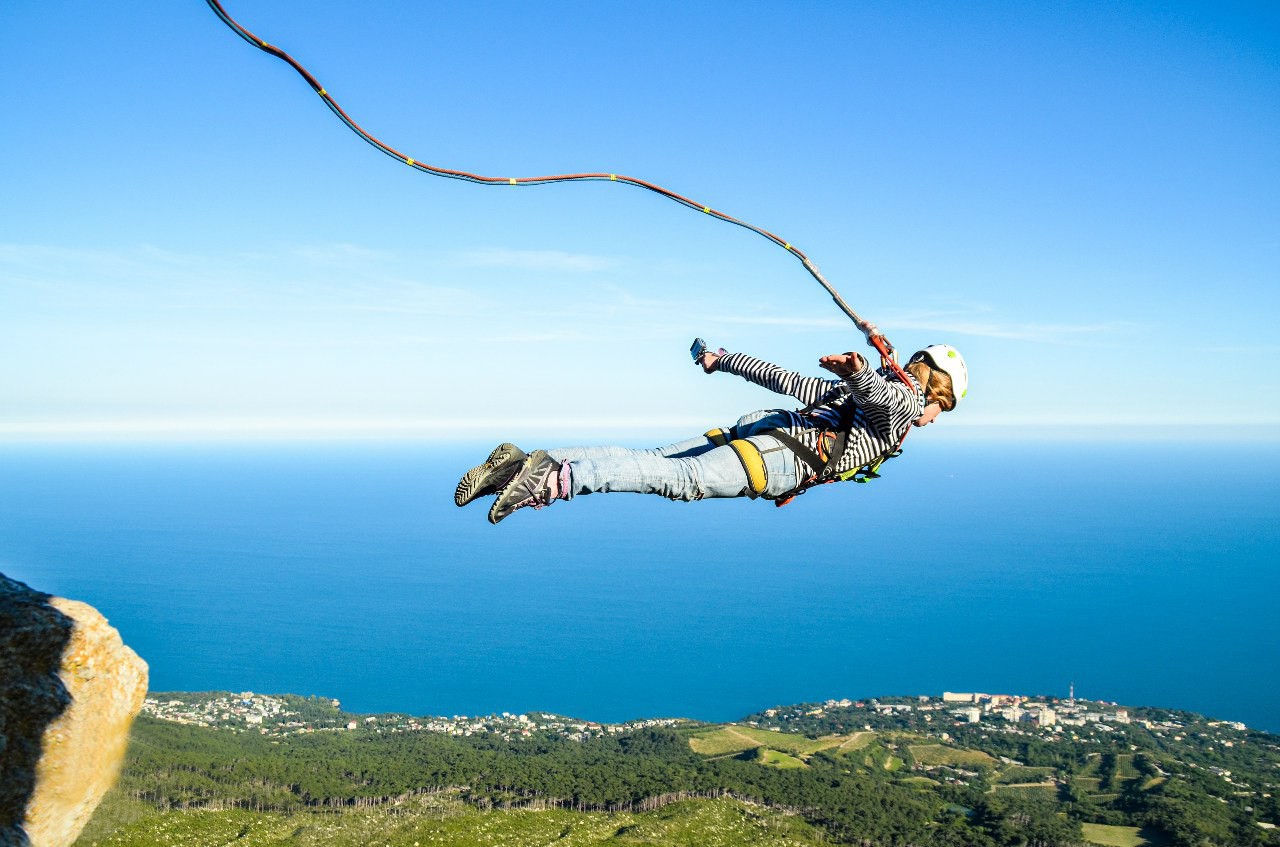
[203,0,912,385]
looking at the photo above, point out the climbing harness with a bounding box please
[704,379,916,507]
[770,428,909,508]
[202,0,915,387]
[769,388,915,506]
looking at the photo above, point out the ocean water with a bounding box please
[1,438,1277,732]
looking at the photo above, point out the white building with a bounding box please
[1019,707,1056,726]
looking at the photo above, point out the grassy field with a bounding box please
[76,792,829,847]
[995,765,1055,784]
[688,725,774,756]
[688,725,870,759]
[833,731,876,755]
[907,744,997,769]
[759,749,807,769]
[1081,822,1170,846]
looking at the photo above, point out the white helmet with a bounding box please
[910,344,969,408]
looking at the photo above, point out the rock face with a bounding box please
[0,574,148,847]
[0,575,72,847]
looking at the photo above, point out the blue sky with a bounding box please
[1,1,1277,441]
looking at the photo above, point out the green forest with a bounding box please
[77,694,1280,847]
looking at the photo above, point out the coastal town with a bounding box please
[749,690,1255,753]
[144,687,1256,761]
[140,696,1249,747]
[741,691,1270,798]
[142,691,686,741]
[747,696,1249,742]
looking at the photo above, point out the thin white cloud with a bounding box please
[454,248,617,273]
[715,315,846,327]
[0,242,500,317]
[0,241,388,278]
[1188,343,1273,355]
[694,306,1133,341]
[0,244,117,265]
[0,244,141,282]
[288,243,391,265]
[486,330,594,344]
[0,243,245,293]
[378,329,596,347]
[0,244,1137,351]
[880,309,1135,344]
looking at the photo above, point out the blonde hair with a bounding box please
[906,360,956,412]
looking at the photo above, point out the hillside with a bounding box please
[77,691,1280,847]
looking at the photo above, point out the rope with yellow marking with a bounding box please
[203,0,912,383]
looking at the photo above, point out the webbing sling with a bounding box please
[704,427,767,496]
[770,427,908,505]
[704,427,734,447]
[765,387,912,504]
[706,421,898,502]
[704,366,915,502]
[771,391,857,482]
[704,404,868,501]
[767,428,844,481]
[727,440,768,498]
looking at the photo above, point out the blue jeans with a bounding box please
[549,410,801,501]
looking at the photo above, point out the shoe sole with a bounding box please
[488,450,553,525]
[454,443,524,507]
[483,458,535,524]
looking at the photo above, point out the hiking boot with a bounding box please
[488,450,562,525]
[454,443,527,507]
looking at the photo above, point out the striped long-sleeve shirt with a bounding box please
[717,352,926,480]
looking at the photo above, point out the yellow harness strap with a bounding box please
[704,427,733,447]
[727,439,768,497]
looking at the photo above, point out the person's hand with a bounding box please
[818,352,864,377]
[697,350,721,374]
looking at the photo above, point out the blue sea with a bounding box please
[2,438,1277,732]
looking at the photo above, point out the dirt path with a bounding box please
[724,727,766,748]
[837,732,873,751]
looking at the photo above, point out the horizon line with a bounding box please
[1,418,1278,444]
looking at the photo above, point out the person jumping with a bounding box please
[454,343,968,524]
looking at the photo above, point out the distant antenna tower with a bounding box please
[1069,682,1075,707]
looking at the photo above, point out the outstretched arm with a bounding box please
[820,352,922,419]
[713,352,841,406]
